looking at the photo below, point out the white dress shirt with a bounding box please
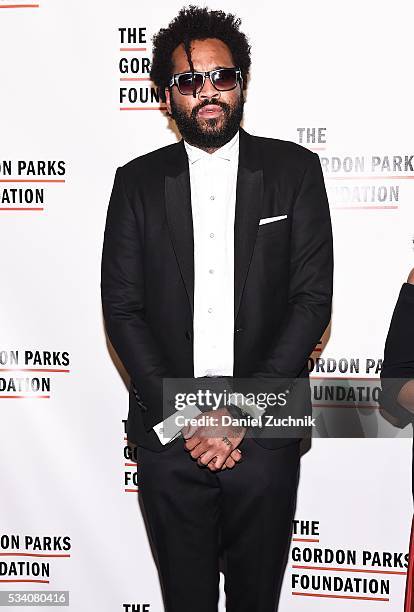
[187,129,239,377]
[153,130,240,443]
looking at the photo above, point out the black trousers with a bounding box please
[137,436,300,612]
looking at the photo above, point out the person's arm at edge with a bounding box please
[379,269,414,424]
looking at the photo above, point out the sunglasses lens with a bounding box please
[212,69,238,90]
[177,73,204,95]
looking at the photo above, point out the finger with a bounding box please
[224,456,236,469]
[207,457,221,472]
[184,436,201,451]
[197,450,217,467]
[211,452,228,471]
[230,449,242,462]
[190,443,210,460]
[207,456,220,471]
[207,463,219,472]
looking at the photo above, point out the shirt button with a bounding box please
[210,195,215,200]
[208,307,213,313]
[209,269,214,274]
[209,233,215,238]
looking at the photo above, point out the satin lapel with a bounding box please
[234,128,264,321]
[164,140,194,317]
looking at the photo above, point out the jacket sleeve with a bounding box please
[100,167,175,431]
[379,282,414,426]
[249,152,333,384]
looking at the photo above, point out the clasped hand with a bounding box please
[182,406,247,471]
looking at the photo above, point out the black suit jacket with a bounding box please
[100,127,333,451]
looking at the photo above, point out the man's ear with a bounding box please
[407,268,414,284]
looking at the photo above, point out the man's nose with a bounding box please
[198,75,221,100]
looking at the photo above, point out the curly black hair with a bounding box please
[150,5,251,102]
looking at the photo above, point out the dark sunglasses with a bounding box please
[168,67,242,97]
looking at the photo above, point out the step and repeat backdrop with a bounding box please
[1,0,413,610]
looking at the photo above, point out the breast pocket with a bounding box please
[256,216,288,239]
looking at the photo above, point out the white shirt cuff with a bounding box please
[152,404,202,445]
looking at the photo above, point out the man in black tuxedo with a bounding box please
[101,6,333,611]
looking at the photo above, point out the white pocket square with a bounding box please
[259,214,287,225]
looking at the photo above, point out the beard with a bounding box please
[170,90,244,149]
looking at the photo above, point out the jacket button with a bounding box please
[185,330,192,341]
[235,327,244,333]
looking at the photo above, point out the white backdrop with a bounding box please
[1,0,413,609]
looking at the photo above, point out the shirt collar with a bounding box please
[184,129,239,165]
